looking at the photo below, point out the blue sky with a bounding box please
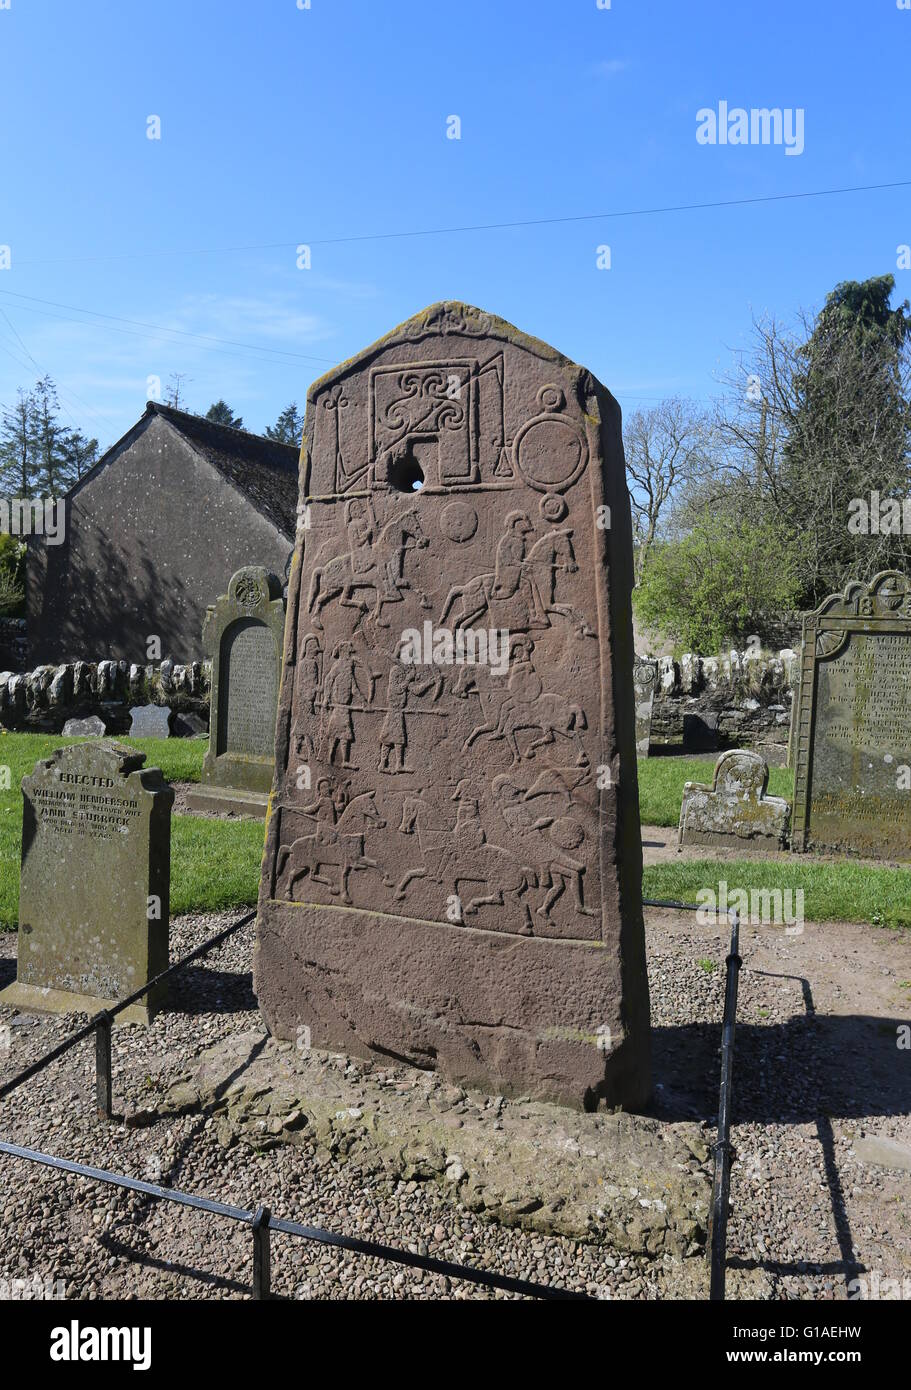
[0,0,909,450]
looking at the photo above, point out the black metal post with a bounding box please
[252,1205,271,1300]
[707,908,742,1301]
[94,1011,112,1122]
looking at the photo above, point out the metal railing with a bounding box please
[1,899,742,1301]
[0,1139,581,1300]
[643,898,743,1301]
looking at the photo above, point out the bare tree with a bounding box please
[624,398,714,583]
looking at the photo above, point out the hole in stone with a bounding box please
[388,451,425,492]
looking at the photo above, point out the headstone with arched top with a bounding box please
[186,566,285,819]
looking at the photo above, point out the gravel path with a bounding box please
[1,906,908,1301]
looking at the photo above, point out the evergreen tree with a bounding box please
[0,387,37,497]
[205,399,244,430]
[265,401,305,446]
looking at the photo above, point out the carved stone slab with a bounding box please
[255,302,650,1109]
[791,570,911,858]
[633,657,658,756]
[0,741,172,1024]
[678,749,790,849]
[187,566,284,818]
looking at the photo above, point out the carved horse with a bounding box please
[307,507,429,629]
[276,791,386,905]
[455,664,588,767]
[437,529,587,635]
[391,795,537,931]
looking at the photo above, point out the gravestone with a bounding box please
[791,570,911,858]
[0,741,172,1023]
[129,704,172,738]
[678,749,790,849]
[62,716,106,737]
[255,301,650,1110]
[186,567,285,818]
[786,666,800,769]
[633,657,658,756]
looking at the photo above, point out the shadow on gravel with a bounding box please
[650,970,898,1293]
[0,957,16,991]
[160,965,257,1017]
[99,1234,251,1297]
[649,1011,909,1125]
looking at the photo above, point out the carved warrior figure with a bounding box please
[256,302,650,1111]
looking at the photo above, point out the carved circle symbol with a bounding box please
[540,493,567,523]
[512,414,588,494]
[552,817,585,851]
[538,384,565,412]
[440,501,479,543]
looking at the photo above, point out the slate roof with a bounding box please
[144,402,301,539]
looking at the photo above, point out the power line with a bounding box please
[0,290,338,367]
[11,178,911,265]
[0,305,105,434]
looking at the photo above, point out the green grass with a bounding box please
[643,859,911,930]
[169,815,264,916]
[637,756,794,827]
[0,734,907,931]
[0,733,218,929]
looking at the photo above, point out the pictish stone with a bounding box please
[791,571,911,858]
[186,566,285,818]
[254,301,650,1110]
[678,749,790,850]
[0,740,173,1024]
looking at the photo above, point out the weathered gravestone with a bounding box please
[62,716,106,737]
[186,566,285,818]
[0,742,172,1023]
[129,704,172,738]
[255,301,651,1110]
[633,657,658,756]
[678,749,790,850]
[791,570,911,858]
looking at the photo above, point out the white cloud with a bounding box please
[593,58,630,78]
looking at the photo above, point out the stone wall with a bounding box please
[0,657,210,733]
[649,649,798,755]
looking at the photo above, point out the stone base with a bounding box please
[185,785,270,818]
[0,981,154,1026]
[254,899,650,1111]
[145,1025,706,1257]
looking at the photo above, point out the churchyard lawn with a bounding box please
[1,733,908,931]
[0,733,263,928]
[638,756,793,826]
